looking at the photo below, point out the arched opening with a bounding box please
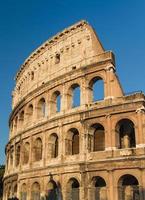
[72,131,79,155]
[31,71,34,81]
[46,180,62,200]
[116,119,136,149]
[6,152,9,171]
[118,174,140,200]
[20,183,27,200]
[65,128,79,155]
[48,133,58,159]
[37,98,46,118]
[33,138,43,161]
[10,121,14,135]
[89,77,104,102]
[68,84,80,109]
[55,53,60,64]
[27,104,33,122]
[22,142,30,165]
[56,93,61,112]
[92,176,107,200]
[10,148,14,166]
[19,111,24,128]
[31,182,40,200]
[90,124,105,152]
[51,91,61,114]
[15,145,21,167]
[67,178,80,200]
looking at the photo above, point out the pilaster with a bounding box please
[136,106,145,148]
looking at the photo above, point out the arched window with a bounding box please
[116,119,136,149]
[67,178,80,200]
[51,91,61,114]
[20,183,27,200]
[56,93,61,112]
[118,174,140,200]
[15,145,21,167]
[72,132,79,155]
[48,133,58,159]
[65,128,79,155]
[22,142,30,165]
[89,77,104,102]
[31,182,40,200]
[19,111,24,128]
[6,152,9,171]
[92,124,105,151]
[55,53,60,64]
[10,121,14,134]
[27,104,33,122]
[31,71,34,81]
[33,138,43,161]
[10,147,14,166]
[46,181,62,200]
[92,176,107,200]
[37,98,46,118]
[67,84,80,109]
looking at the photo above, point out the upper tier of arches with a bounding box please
[10,76,105,136]
[12,20,107,108]
[10,61,125,137]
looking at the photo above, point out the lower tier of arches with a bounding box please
[3,167,145,200]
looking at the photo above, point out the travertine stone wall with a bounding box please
[3,20,145,200]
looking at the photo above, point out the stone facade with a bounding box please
[3,20,145,200]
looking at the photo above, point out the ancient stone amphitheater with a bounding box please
[3,20,145,200]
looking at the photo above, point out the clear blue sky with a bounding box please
[0,0,145,164]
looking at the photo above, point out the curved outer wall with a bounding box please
[3,20,145,200]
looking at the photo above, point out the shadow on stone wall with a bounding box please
[0,165,5,200]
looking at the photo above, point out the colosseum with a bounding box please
[3,20,145,200]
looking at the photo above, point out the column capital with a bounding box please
[136,106,145,114]
[105,114,111,118]
[136,144,145,148]
[105,64,116,72]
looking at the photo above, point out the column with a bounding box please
[29,135,33,168]
[13,145,16,171]
[136,106,145,148]
[80,120,89,159]
[19,140,22,172]
[27,180,31,200]
[33,99,38,122]
[105,114,112,151]
[105,64,116,99]
[42,133,46,167]
[141,169,145,200]
[61,83,68,112]
[108,170,115,200]
[88,186,95,200]
[17,180,20,199]
[58,122,64,162]
[80,76,88,106]
[61,188,67,200]
[80,186,85,200]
